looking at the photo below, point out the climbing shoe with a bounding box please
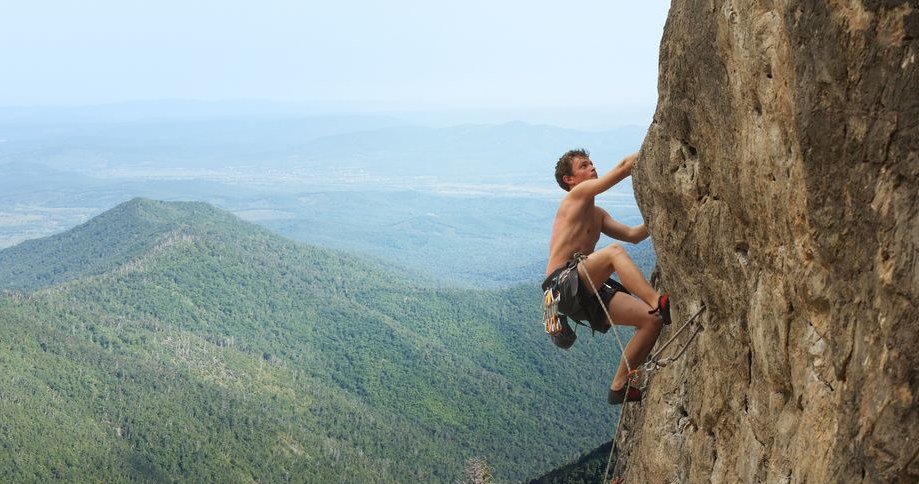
[608,386,643,405]
[649,294,671,325]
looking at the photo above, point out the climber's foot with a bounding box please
[608,386,642,405]
[648,294,671,325]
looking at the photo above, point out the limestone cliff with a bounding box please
[627,0,918,482]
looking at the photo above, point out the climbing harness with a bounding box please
[542,256,606,349]
[569,255,707,484]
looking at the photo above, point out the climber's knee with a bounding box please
[597,243,626,264]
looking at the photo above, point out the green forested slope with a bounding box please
[0,198,625,482]
[0,198,241,291]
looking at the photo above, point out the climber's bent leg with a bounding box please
[577,244,658,309]
[606,291,663,392]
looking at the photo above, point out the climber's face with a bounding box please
[564,156,598,188]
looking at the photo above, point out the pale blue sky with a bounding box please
[2,1,670,109]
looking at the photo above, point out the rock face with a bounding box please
[629,1,918,482]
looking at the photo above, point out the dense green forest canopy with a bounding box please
[0,198,652,481]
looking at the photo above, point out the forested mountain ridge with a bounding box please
[0,198,622,481]
[0,198,241,291]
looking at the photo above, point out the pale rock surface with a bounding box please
[624,0,918,482]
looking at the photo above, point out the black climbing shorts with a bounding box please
[542,259,630,334]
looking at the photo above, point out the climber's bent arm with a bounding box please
[601,209,649,244]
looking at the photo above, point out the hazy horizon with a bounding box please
[0,98,657,131]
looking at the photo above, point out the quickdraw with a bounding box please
[641,305,706,379]
[543,287,562,336]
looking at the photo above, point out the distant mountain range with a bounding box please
[0,198,626,481]
[0,116,645,180]
[290,121,645,179]
[0,116,651,287]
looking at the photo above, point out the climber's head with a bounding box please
[555,148,596,191]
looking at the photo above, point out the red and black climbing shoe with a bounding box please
[649,294,671,325]
[608,386,643,405]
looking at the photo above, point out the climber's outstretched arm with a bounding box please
[568,152,638,199]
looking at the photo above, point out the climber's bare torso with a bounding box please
[545,200,607,274]
[545,154,644,275]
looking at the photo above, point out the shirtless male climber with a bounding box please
[542,149,670,404]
